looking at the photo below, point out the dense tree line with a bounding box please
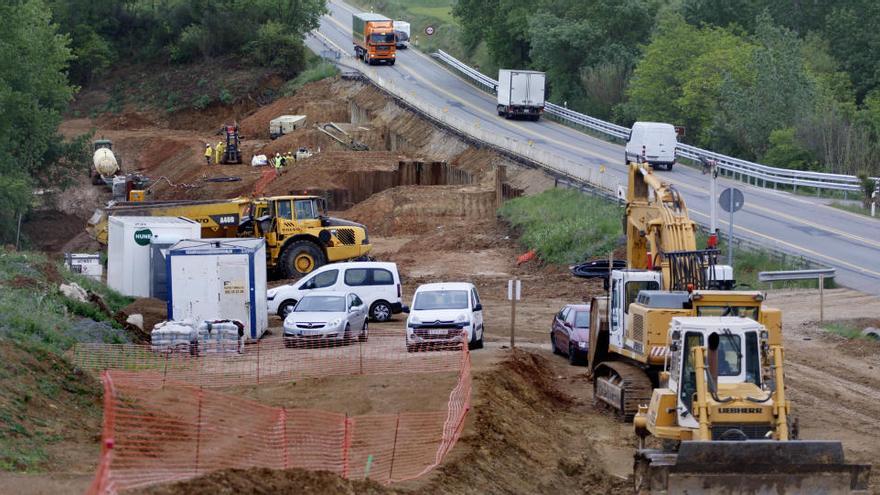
[0,0,328,242]
[454,0,880,178]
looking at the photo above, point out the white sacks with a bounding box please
[151,319,245,356]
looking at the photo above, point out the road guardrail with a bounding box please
[433,50,877,194]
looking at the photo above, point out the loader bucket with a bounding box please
[635,441,871,494]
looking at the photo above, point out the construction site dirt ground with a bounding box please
[10,75,880,493]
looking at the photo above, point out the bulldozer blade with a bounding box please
[635,441,871,494]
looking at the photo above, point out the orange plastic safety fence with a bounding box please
[72,328,463,388]
[83,330,471,494]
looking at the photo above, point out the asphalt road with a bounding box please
[307,0,880,295]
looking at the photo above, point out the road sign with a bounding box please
[424,25,435,36]
[719,187,744,213]
[719,187,744,268]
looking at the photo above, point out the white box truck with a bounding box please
[107,216,201,297]
[625,121,678,170]
[496,69,546,120]
[393,21,410,48]
[269,115,307,140]
[166,238,268,341]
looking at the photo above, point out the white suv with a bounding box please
[267,262,405,321]
[405,282,484,351]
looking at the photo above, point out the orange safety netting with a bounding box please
[78,329,471,494]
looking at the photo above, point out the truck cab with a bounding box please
[353,13,396,65]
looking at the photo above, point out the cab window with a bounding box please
[680,332,704,412]
[625,280,659,313]
[301,269,338,290]
[276,200,293,220]
[295,200,318,220]
[716,334,742,376]
[745,332,761,386]
[696,305,759,320]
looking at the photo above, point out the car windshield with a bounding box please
[295,296,345,312]
[573,311,589,328]
[370,33,395,43]
[413,290,469,310]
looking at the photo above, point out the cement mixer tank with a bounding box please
[93,147,119,177]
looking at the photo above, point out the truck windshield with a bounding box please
[716,334,742,376]
[696,305,759,320]
[370,33,395,44]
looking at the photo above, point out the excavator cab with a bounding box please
[633,317,870,494]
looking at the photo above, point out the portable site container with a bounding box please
[64,253,103,281]
[107,216,201,297]
[166,238,268,341]
[269,115,307,139]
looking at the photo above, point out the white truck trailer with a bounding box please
[496,69,546,121]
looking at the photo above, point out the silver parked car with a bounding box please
[283,291,368,347]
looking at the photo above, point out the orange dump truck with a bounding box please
[352,13,396,66]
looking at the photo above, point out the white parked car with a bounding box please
[405,282,484,351]
[283,292,368,347]
[625,121,678,170]
[267,262,405,322]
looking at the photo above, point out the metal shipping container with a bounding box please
[64,253,103,281]
[269,115,307,139]
[107,216,201,297]
[166,239,268,341]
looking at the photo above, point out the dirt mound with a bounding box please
[412,350,629,494]
[99,112,157,130]
[239,78,351,139]
[134,467,393,495]
[0,341,102,472]
[343,185,496,236]
[122,298,168,335]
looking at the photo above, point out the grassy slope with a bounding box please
[0,249,133,471]
[499,188,816,289]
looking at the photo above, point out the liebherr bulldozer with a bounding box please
[632,317,869,493]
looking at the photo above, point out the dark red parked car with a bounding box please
[550,304,590,365]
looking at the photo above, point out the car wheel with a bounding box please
[474,327,484,349]
[278,300,297,318]
[667,163,674,171]
[370,301,392,322]
[343,323,352,344]
[359,320,368,342]
[569,344,580,366]
[551,333,562,355]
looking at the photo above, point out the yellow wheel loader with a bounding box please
[632,316,869,493]
[87,195,371,278]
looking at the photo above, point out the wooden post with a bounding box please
[819,274,825,324]
[495,165,505,208]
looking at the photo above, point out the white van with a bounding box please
[266,262,404,321]
[404,282,484,351]
[625,122,678,170]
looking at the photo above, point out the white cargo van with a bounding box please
[266,261,404,321]
[625,122,678,170]
[393,21,410,48]
[497,69,546,120]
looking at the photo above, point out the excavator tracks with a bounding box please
[594,361,654,421]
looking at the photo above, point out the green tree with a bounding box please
[0,0,78,241]
[618,14,755,149]
[453,0,532,68]
[716,14,816,158]
[826,2,880,102]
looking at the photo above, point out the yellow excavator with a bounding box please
[588,162,781,420]
[584,162,869,492]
